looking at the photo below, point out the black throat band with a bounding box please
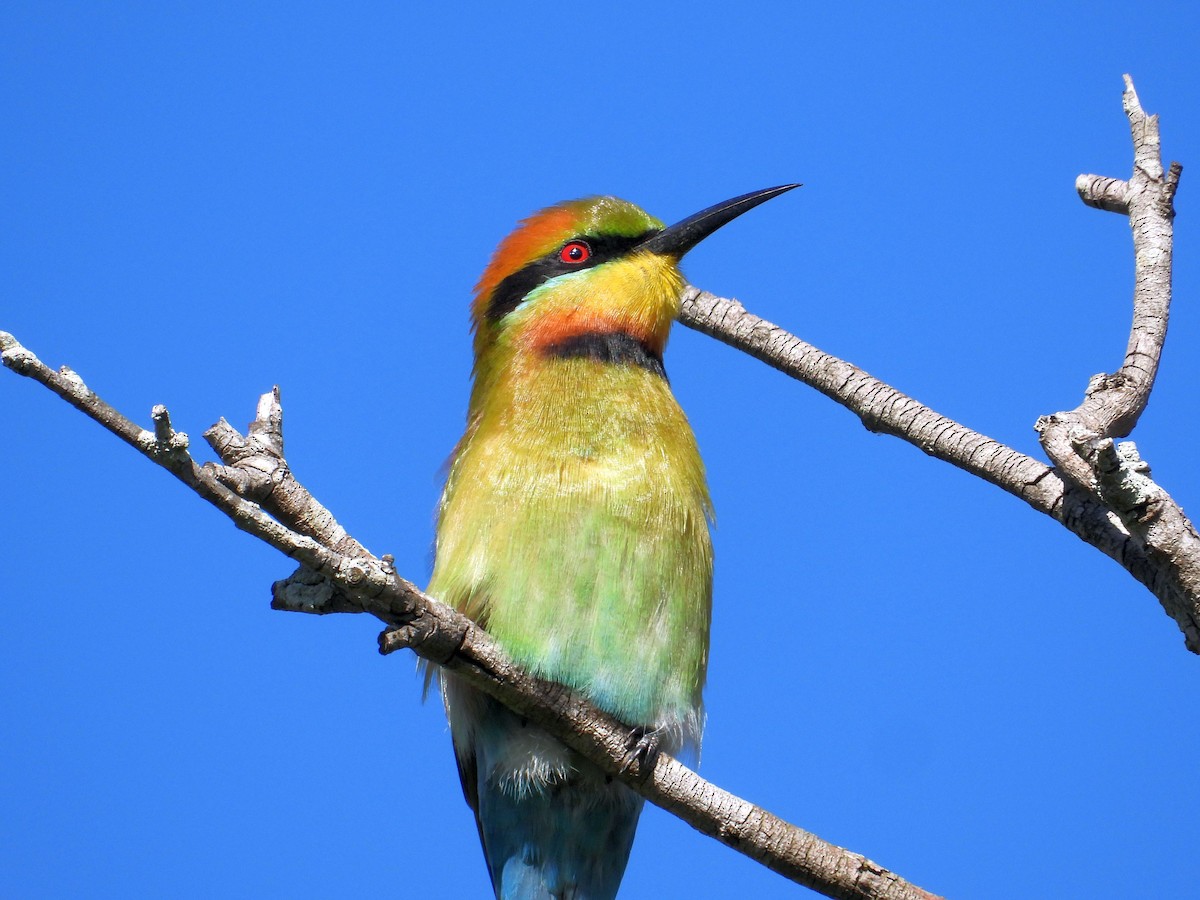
[543,331,667,380]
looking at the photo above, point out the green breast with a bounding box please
[429,355,713,736]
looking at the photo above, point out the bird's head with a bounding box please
[469,186,798,367]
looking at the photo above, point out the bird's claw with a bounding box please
[618,725,661,777]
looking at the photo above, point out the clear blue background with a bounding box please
[3,3,1198,898]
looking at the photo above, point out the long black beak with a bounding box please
[638,184,800,258]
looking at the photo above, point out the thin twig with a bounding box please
[203,389,367,559]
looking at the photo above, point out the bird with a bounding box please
[426,185,798,899]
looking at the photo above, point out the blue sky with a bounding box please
[3,3,1199,898]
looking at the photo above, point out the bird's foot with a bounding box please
[618,725,662,778]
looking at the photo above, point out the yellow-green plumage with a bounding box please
[428,187,795,900]
[432,245,712,737]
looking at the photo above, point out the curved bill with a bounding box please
[638,183,800,258]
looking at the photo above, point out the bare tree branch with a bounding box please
[1039,75,1179,485]
[204,390,368,558]
[1081,438,1200,623]
[678,287,1200,649]
[0,331,942,900]
[680,75,1199,651]
[3,75,1191,897]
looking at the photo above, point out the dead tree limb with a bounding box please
[0,331,941,900]
[680,75,1197,650]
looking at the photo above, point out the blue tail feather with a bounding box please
[448,682,643,900]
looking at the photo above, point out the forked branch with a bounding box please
[1039,75,1178,481]
[680,75,1198,650]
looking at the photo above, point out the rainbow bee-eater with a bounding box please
[427,185,797,899]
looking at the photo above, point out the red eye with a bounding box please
[559,240,591,264]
